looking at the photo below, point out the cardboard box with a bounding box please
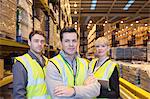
[0,59,4,79]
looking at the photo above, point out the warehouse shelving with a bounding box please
[0,38,28,48]
[0,75,13,87]
[34,0,56,23]
[87,24,96,58]
[0,0,57,87]
[0,38,29,87]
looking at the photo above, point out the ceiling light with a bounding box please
[88,23,91,26]
[105,21,108,23]
[120,21,124,23]
[75,25,77,28]
[136,21,139,23]
[87,26,90,29]
[130,24,133,26]
[103,24,105,26]
[74,3,77,7]
[89,20,92,23]
[74,22,77,24]
[134,28,136,30]
[108,31,110,33]
[145,24,148,26]
[74,10,77,14]
[126,26,128,28]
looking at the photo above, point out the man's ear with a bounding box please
[28,39,31,46]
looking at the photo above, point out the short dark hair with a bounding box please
[60,27,79,41]
[29,30,45,41]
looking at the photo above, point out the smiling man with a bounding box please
[46,27,100,99]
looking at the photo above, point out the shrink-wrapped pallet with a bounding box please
[132,47,147,61]
[17,0,33,40]
[0,59,4,79]
[117,61,150,92]
[139,65,150,92]
[124,47,132,60]
[0,0,16,40]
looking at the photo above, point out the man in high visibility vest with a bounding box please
[89,37,120,98]
[13,30,50,99]
[45,27,100,99]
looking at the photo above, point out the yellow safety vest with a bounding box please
[49,54,89,87]
[15,53,50,99]
[89,58,118,80]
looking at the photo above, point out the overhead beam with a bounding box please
[96,17,105,24]
[70,4,145,7]
[108,0,117,14]
[70,8,145,10]
[69,1,145,4]
[136,0,150,14]
[84,16,91,24]
[71,13,150,17]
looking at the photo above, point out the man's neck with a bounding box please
[63,50,76,61]
[30,49,42,59]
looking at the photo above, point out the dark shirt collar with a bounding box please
[28,50,44,67]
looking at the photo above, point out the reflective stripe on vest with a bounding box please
[50,54,88,86]
[15,53,50,99]
[90,59,116,80]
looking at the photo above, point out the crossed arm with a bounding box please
[45,62,100,99]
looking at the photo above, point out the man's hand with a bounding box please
[54,86,75,97]
[84,75,97,85]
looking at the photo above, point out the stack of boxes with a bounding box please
[139,67,150,92]
[17,0,33,41]
[147,41,150,62]
[0,59,4,79]
[0,0,17,40]
[111,47,147,61]
[117,61,150,92]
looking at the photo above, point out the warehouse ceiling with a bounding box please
[69,0,150,33]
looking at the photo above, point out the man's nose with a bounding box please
[69,41,73,46]
[38,41,42,45]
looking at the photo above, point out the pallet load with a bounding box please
[0,59,4,79]
[139,67,150,92]
[17,0,33,42]
[132,47,147,61]
[117,61,150,92]
[111,47,147,61]
[119,63,140,85]
[111,47,125,60]
[0,0,17,40]
[147,41,150,62]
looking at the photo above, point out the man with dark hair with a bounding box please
[46,27,100,99]
[13,30,50,99]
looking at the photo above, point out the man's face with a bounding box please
[61,32,78,56]
[28,34,45,54]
